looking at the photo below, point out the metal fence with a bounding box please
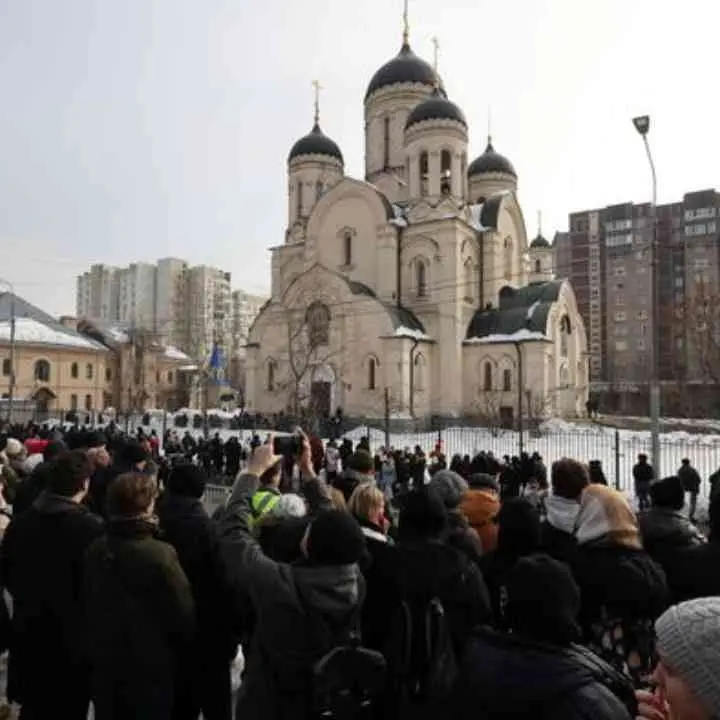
[341,424,720,497]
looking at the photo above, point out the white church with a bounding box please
[245,18,588,423]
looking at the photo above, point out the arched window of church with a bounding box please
[559,315,571,358]
[315,181,323,202]
[306,302,331,346]
[343,231,353,266]
[441,150,452,195]
[368,357,377,390]
[419,152,429,197]
[483,362,492,391]
[464,258,474,301]
[266,359,276,392]
[416,260,427,298]
[534,258,542,274]
[296,181,304,218]
[503,237,513,281]
[503,368,512,392]
[383,116,391,168]
[414,353,426,391]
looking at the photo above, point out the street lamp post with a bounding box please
[0,279,17,424]
[632,115,661,476]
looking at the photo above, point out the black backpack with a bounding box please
[390,594,459,719]
[297,583,387,720]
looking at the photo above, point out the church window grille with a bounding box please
[315,181,323,202]
[560,315,571,358]
[34,359,50,382]
[267,360,276,392]
[296,181,304,218]
[503,237,513,281]
[535,258,542,273]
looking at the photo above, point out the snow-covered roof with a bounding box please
[163,345,192,362]
[0,318,108,351]
[393,326,432,341]
[465,329,550,344]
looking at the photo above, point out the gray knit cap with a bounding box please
[655,598,720,713]
[429,470,468,509]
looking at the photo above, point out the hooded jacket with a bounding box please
[218,472,363,720]
[454,628,634,719]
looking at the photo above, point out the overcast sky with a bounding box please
[0,0,717,315]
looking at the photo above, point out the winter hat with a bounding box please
[4,438,25,459]
[575,485,641,549]
[429,470,468,509]
[120,439,150,466]
[398,489,448,541]
[505,553,581,646]
[551,458,589,500]
[167,463,207,498]
[269,493,307,519]
[349,450,374,475]
[655,598,720,714]
[306,510,366,566]
[468,473,500,493]
[85,431,107,449]
[650,476,685,511]
[495,498,542,558]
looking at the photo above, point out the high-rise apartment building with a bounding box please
[229,290,268,390]
[173,265,233,368]
[75,260,260,376]
[562,189,720,413]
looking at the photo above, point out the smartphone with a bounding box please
[273,435,302,457]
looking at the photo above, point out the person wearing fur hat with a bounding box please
[636,598,720,720]
[570,484,668,685]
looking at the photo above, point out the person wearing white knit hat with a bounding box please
[636,597,720,720]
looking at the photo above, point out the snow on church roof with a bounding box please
[0,317,108,351]
[464,329,549,344]
[164,345,192,362]
[393,326,432,341]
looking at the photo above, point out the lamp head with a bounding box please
[633,115,650,136]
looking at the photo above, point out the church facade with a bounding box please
[245,29,588,423]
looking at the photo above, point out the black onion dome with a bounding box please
[365,42,439,101]
[468,138,517,178]
[530,234,550,249]
[288,123,343,164]
[405,88,467,130]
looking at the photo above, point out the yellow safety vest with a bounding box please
[250,489,280,525]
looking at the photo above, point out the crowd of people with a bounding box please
[0,419,718,719]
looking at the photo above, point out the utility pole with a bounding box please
[514,340,524,456]
[632,115,660,476]
[384,387,390,448]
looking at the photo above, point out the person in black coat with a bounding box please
[0,450,104,719]
[637,475,705,562]
[481,498,542,626]
[677,458,702,522]
[156,464,239,720]
[632,454,654,511]
[84,471,195,720]
[455,554,635,720]
[660,490,720,603]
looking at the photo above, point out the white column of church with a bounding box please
[408,150,420,200]
[452,152,463,197]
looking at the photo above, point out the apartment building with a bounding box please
[173,265,233,369]
[117,263,157,329]
[76,264,121,321]
[228,290,268,391]
[563,189,720,414]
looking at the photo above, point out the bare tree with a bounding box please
[526,390,550,436]
[471,391,506,436]
[271,303,342,421]
[678,282,720,384]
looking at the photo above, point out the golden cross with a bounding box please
[538,210,543,236]
[312,80,322,126]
